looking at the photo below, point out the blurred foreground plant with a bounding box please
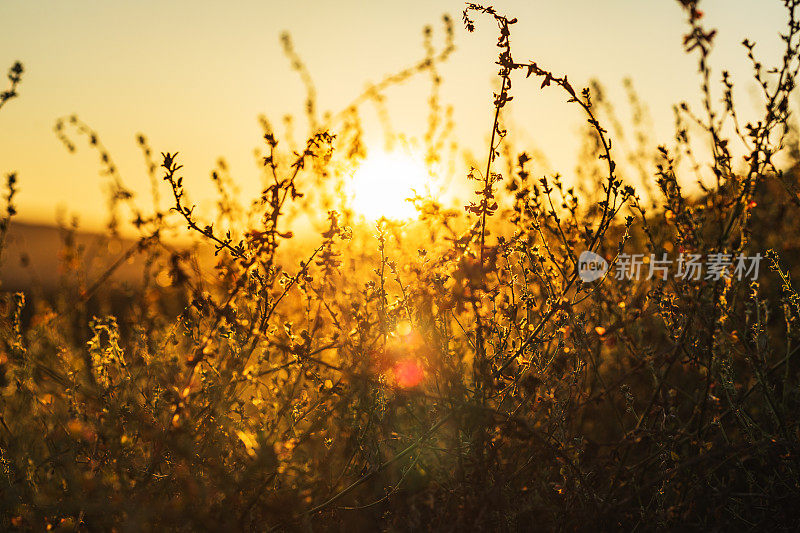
[3,3,800,530]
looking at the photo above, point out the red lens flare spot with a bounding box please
[393,358,425,389]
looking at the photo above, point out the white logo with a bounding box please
[578,250,609,282]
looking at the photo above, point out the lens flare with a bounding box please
[393,358,425,389]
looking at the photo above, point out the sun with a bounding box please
[346,150,433,221]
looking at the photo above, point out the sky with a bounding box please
[0,0,790,231]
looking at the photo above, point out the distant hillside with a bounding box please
[1,221,156,292]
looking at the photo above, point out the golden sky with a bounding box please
[0,0,788,231]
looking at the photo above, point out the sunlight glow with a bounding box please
[347,150,433,221]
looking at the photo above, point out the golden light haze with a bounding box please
[0,0,788,231]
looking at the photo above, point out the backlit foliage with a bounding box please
[3,1,800,530]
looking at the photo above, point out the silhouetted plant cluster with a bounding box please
[3,1,800,530]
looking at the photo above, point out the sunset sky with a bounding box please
[0,0,788,231]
